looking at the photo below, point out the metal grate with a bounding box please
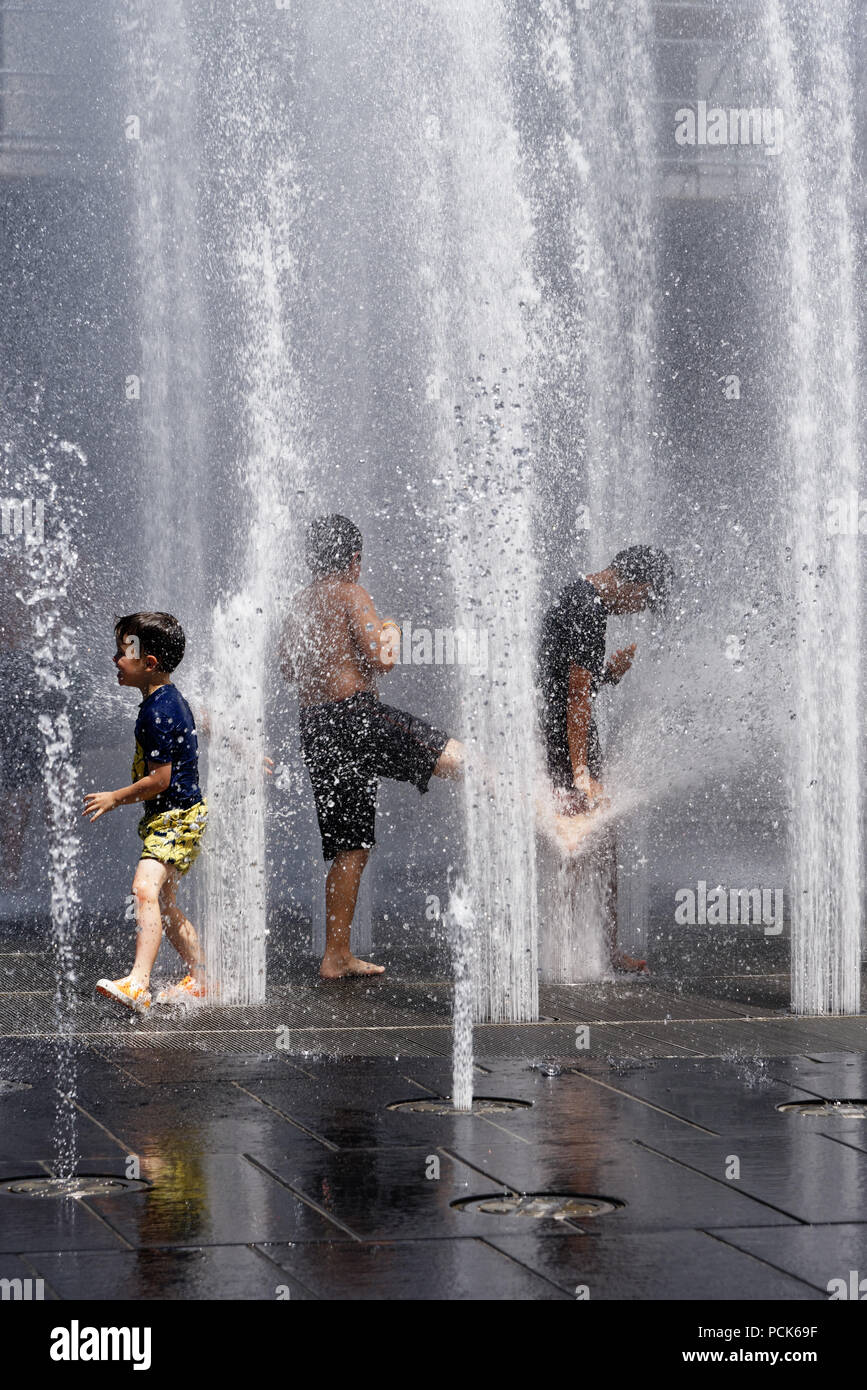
[777,1098,867,1118]
[453,1193,623,1219]
[0,1175,149,1198]
[0,953,863,1059]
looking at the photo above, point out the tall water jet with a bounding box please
[527,0,658,979]
[759,1,861,1015]
[121,0,207,617]
[14,426,85,1180]
[445,880,475,1110]
[405,1,542,1023]
[530,0,657,559]
[201,18,310,1004]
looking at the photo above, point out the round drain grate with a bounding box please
[387,1096,532,1116]
[454,1192,622,1219]
[0,1176,149,1199]
[777,1099,867,1118]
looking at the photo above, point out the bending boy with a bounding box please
[537,545,675,972]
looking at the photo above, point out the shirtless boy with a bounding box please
[280,515,466,979]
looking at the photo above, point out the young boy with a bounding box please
[537,544,675,972]
[84,612,208,1012]
[281,516,595,980]
[280,515,467,979]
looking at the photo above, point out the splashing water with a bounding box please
[537,832,610,984]
[531,0,657,557]
[201,88,310,1003]
[24,437,85,1181]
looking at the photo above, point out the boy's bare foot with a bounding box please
[611,951,649,975]
[319,954,386,979]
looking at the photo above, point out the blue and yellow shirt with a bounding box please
[132,684,202,815]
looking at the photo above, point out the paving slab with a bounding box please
[634,1132,867,1225]
[258,1236,570,1300]
[484,1230,823,1300]
[29,1245,304,1301]
[439,1133,799,1235]
[0,1164,131,1254]
[573,1057,819,1134]
[82,1153,355,1249]
[709,1225,867,1296]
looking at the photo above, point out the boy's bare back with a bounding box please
[281,579,389,706]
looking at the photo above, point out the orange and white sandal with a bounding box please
[154,973,207,1006]
[95,977,152,1014]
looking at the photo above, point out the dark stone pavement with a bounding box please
[1,944,866,1300]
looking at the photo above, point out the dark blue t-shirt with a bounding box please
[537,577,608,787]
[132,684,202,815]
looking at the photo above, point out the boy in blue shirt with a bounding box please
[84,612,208,1012]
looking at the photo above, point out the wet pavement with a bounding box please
[1,947,866,1300]
[3,943,866,1058]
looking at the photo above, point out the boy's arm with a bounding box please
[566,665,604,802]
[345,585,399,673]
[603,643,636,685]
[82,762,171,822]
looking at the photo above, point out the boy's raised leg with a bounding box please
[320,848,384,979]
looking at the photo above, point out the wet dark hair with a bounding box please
[610,545,675,614]
[306,514,362,578]
[114,612,186,673]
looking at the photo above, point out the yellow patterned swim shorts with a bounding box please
[137,799,208,876]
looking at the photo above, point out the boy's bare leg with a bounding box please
[127,857,170,992]
[159,867,205,982]
[320,847,384,979]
